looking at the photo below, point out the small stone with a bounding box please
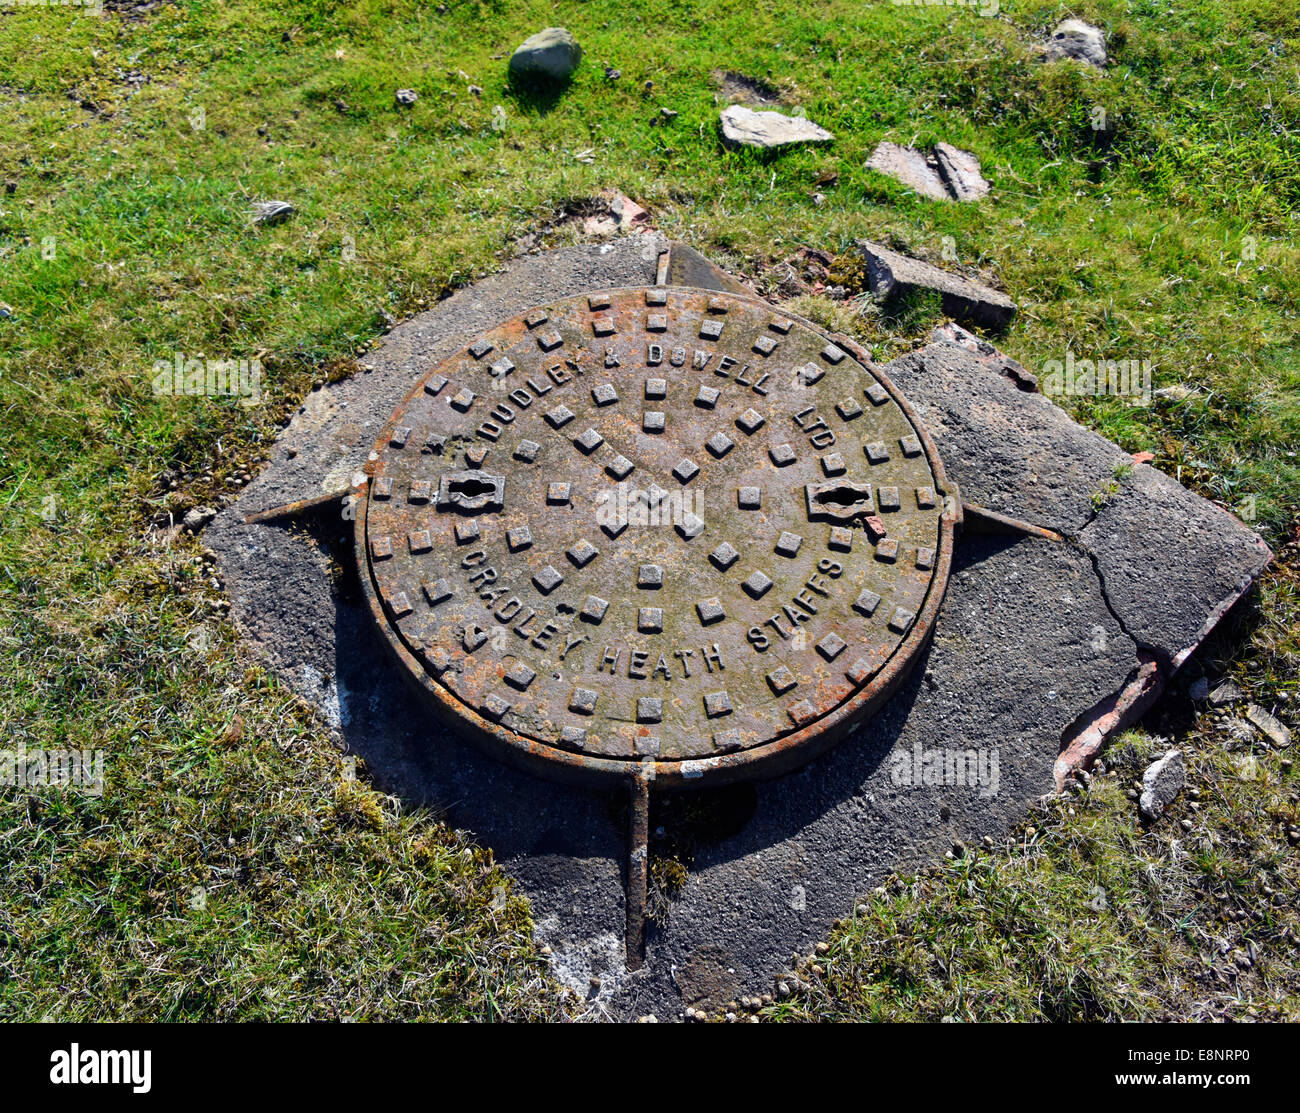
[251,200,295,225]
[1043,19,1108,68]
[508,27,582,84]
[394,88,418,107]
[1246,704,1291,748]
[1138,748,1185,821]
[1188,676,1210,701]
[718,105,834,150]
[183,506,217,532]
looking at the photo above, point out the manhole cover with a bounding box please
[356,286,958,788]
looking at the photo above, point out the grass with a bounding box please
[0,0,1297,1020]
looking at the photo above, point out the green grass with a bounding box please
[1,0,1298,1020]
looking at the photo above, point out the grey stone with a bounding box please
[1139,749,1184,821]
[933,142,990,202]
[1209,680,1244,706]
[508,27,582,84]
[865,141,989,202]
[182,505,217,532]
[1188,676,1210,701]
[718,105,833,150]
[251,200,295,225]
[1246,704,1291,748]
[1077,464,1272,672]
[855,239,1016,329]
[1043,20,1107,68]
[866,141,950,201]
[394,88,418,107]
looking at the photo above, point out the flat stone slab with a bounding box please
[718,105,833,149]
[866,141,990,202]
[856,239,1016,329]
[207,240,1269,1020]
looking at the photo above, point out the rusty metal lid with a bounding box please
[355,287,958,787]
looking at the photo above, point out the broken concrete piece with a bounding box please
[933,142,990,201]
[604,189,649,232]
[508,27,582,84]
[866,141,989,202]
[866,141,951,201]
[1139,749,1185,821]
[718,105,833,149]
[1209,680,1244,706]
[856,239,1016,329]
[927,321,1037,391]
[1077,464,1272,673]
[1246,704,1292,748]
[1043,20,1107,68]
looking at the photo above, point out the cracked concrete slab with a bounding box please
[883,339,1134,534]
[1078,463,1272,672]
[206,239,1270,1021]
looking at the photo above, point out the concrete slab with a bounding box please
[207,239,1269,1020]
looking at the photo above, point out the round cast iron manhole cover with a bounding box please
[355,287,958,787]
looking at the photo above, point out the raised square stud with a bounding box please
[696,598,725,625]
[817,633,847,661]
[710,542,740,570]
[606,455,634,480]
[775,531,803,557]
[766,666,797,695]
[567,539,598,567]
[853,589,882,616]
[575,428,604,454]
[673,458,700,484]
[706,432,734,458]
[580,595,609,623]
[569,688,599,715]
[637,697,663,723]
[533,565,564,594]
[703,691,733,718]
